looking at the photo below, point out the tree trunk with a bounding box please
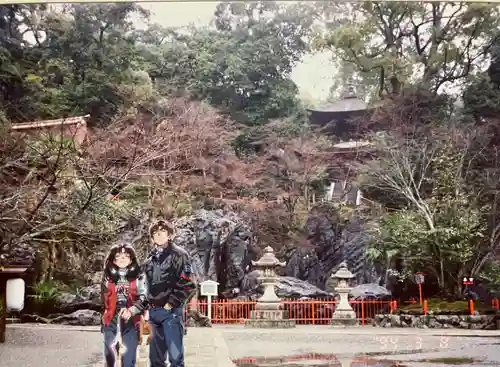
[46,243,56,281]
[439,259,445,294]
[456,280,463,299]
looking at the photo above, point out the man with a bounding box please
[120,220,196,367]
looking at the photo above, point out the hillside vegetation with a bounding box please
[3,2,500,298]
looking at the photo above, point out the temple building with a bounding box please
[307,86,379,206]
[307,86,377,140]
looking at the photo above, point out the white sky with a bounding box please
[140,2,335,102]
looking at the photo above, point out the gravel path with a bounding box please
[219,325,500,367]
[0,325,102,367]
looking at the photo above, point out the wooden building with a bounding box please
[307,87,377,140]
[308,87,379,205]
[10,115,89,147]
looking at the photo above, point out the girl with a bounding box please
[101,243,144,367]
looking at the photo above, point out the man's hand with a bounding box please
[119,308,132,321]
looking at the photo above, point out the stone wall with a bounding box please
[374,313,500,329]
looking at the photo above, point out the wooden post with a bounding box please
[0,278,6,343]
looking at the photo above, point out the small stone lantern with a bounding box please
[331,261,358,326]
[245,246,296,328]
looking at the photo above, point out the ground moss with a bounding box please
[397,298,497,315]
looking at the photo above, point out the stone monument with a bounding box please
[245,246,296,328]
[331,261,358,326]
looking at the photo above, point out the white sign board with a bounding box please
[414,273,425,285]
[6,278,25,311]
[200,280,219,296]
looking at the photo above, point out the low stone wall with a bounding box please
[374,313,500,329]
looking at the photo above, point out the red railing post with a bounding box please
[469,299,475,315]
[423,300,428,315]
[389,300,397,313]
[361,299,365,326]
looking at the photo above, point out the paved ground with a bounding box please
[2,325,500,366]
[220,325,500,366]
[0,324,233,367]
[135,327,234,367]
[0,324,102,367]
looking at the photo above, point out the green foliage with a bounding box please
[0,3,308,129]
[364,132,493,297]
[0,4,151,125]
[315,2,500,97]
[398,298,496,315]
[477,261,500,294]
[72,187,139,236]
[26,134,78,167]
[28,281,60,314]
[143,12,309,125]
[463,74,500,118]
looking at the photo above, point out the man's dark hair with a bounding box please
[149,220,175,238]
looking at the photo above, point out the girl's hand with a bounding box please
[119,308,132,321]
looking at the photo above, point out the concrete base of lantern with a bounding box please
[245,307,296,328]
[330,309,359,327]
[245,318,297,328]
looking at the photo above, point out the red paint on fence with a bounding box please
[189,299,393,325]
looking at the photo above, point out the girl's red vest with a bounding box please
[103,279,141,327]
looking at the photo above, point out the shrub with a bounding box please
[397,298,497,315]
[28,281,60,316]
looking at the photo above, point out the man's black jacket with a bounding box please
[130,244,196,315]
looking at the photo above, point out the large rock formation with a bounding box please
[61,207,384,304]
[171,209,258,291]
[241,271,330,299]
[284,203,382,290]
[28,206,393,325]
[111,209,258,292]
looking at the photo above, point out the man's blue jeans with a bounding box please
[148,307,185,367]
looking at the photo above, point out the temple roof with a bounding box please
[309,96,369,113]
[307,86,373,114]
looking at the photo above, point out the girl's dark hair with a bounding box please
[103,244,140,282]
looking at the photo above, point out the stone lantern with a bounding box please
[245,246,296,328]
[331,261,358,326]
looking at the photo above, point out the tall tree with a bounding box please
[315,2,500,97]
[0,4,151,124]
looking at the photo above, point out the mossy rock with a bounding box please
[397,298,497,315]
